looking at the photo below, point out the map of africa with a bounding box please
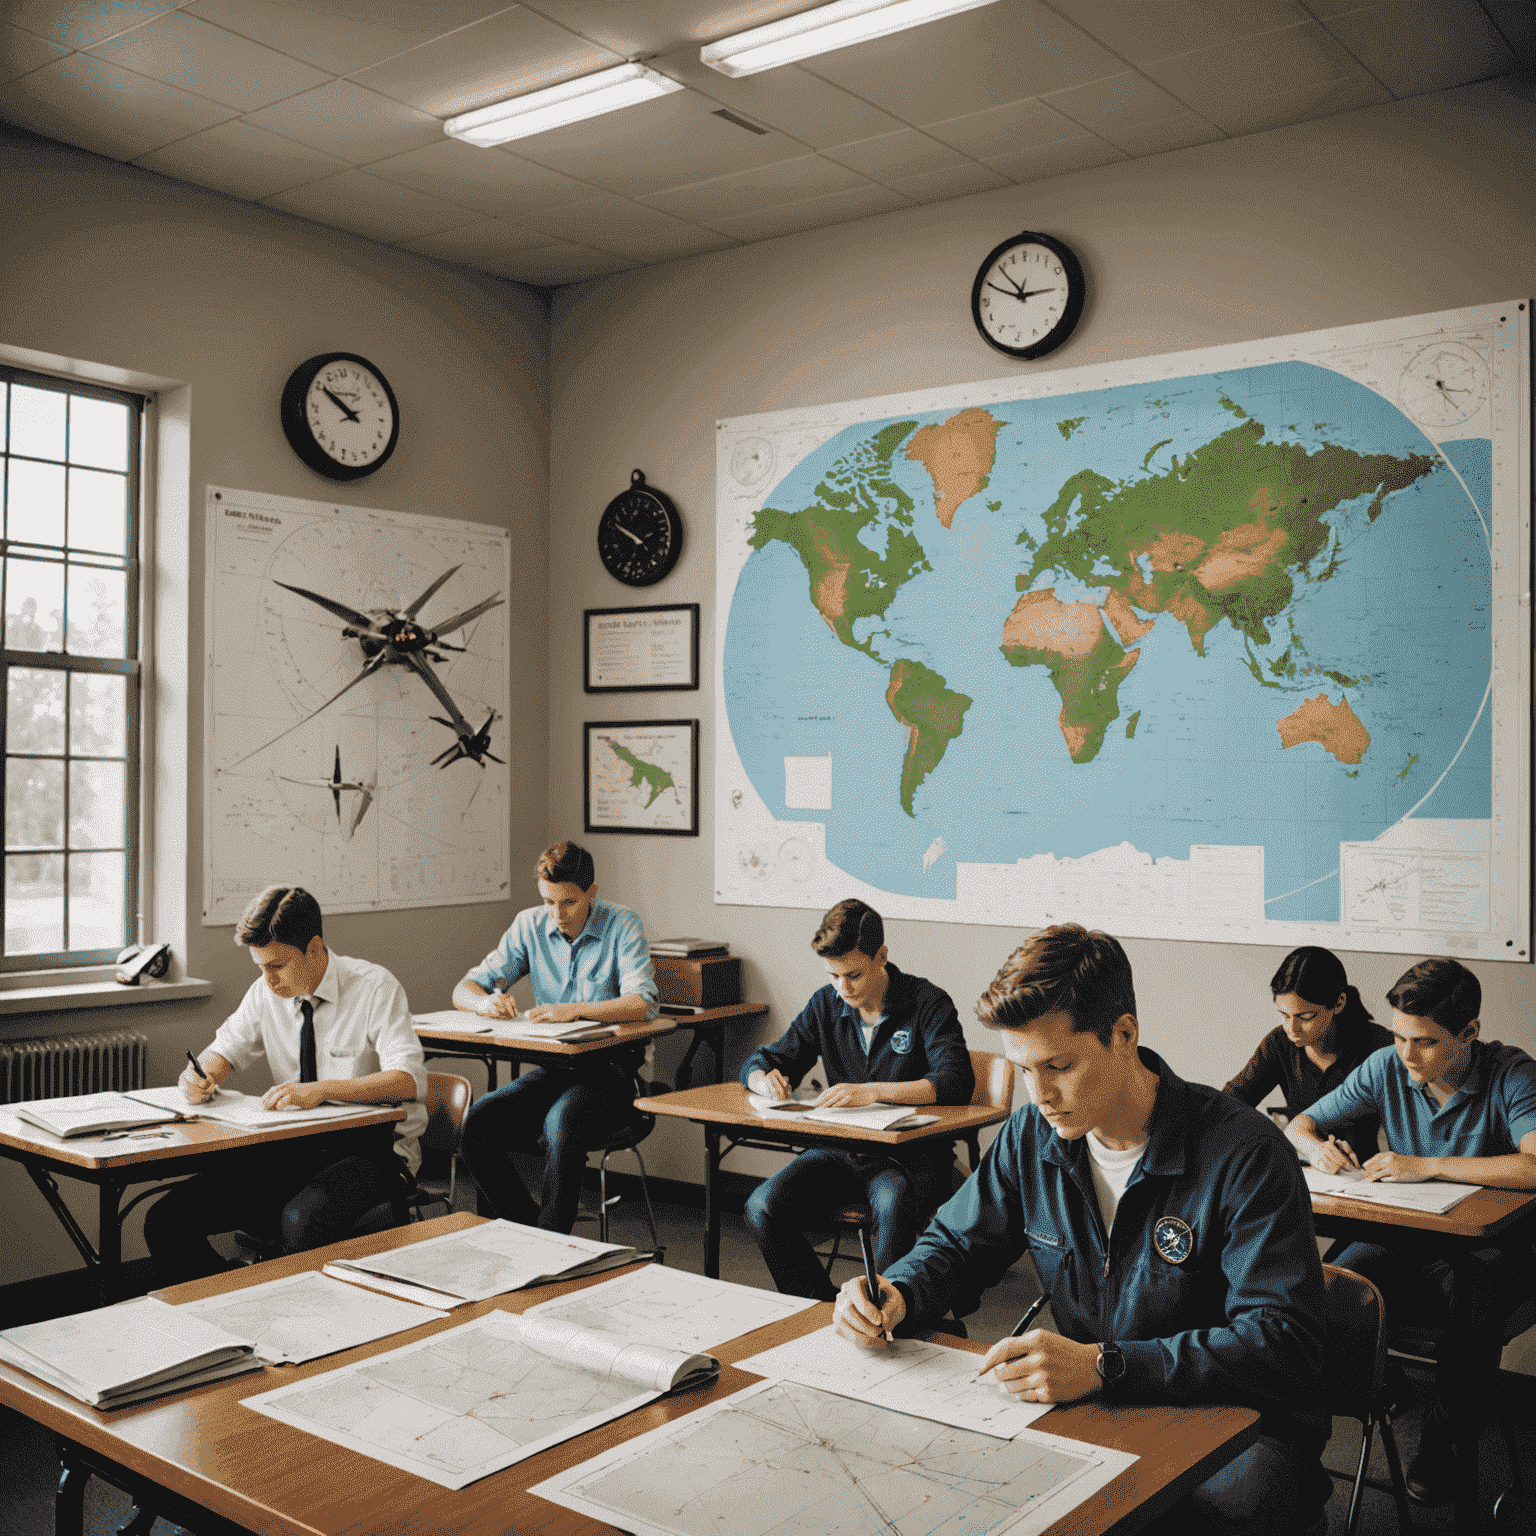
[716,303,1529,958]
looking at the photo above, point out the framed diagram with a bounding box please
[584,719,698,836]
[584,604,699,692]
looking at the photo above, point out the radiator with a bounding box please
[0,1028,150,1104]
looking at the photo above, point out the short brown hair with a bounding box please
[235,886,323,951]
[536,839,595,891]
[1387,957,1480,1034]
[975,923,1136,1047]
[812,898,884,959]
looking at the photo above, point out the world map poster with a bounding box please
[716,303,1530,959]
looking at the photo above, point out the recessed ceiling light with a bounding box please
[444,63,683,147]
[701,0,1000,78]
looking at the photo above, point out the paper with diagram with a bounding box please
[735,1325,1051,1436]
[242,1309,717,1489]
[523,1262,816,1352]
[1304,1166,1479,1214]
[533,1377,1135,1536]
[171,1271,446,1364]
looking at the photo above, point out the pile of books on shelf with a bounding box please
[648,938,729,958]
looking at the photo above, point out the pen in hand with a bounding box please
[857,1225,892,1342]
[975,1293,1049,1379]
[1328,1133,1360,1169]
[186,1050,209,1081]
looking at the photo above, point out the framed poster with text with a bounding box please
[585,604,700,692]
[584,719,699,836]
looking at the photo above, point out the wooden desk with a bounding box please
[0,1104,405,1307]
[0,1211,1260,1536]
[414,1014,678,1092]
[1311,1184,1536,1534]
[658,1002,769,1089]
[634,1082,1010,1278]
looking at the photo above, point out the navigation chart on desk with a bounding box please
[716,302,1530,958]
[534,1378,1135,1536]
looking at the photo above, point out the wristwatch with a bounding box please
[1096,1343,1126,1388]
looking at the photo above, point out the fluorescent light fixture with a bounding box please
[444,63,683,147]
[701,0,999,78]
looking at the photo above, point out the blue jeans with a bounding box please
[1141,1435,1331,1536]
[743,1147,948,1301]
[460,1064,642,1234]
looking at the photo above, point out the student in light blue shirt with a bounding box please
[1289,956,1536,1507]
[454,840,657,1232]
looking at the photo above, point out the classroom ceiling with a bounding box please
[1,0,1531,289]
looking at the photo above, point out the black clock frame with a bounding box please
[597,468,683,588]
[970,230,1086,361]
[280,352,400,481]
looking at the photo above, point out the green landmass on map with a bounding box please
[1057,416,1086,440]
[1126,710,1141,738]
[1001,615,1139,764]
[1398,753,1418,780]
[607,741,674,807]
[885,659,972,816]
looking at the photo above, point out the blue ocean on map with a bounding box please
[723,362,1492,920]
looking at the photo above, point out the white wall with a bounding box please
[548,78,1536,1364]
[0,127,551,1284]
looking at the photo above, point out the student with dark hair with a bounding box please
[1287,955,1536,1506]
[835,923,1331,1536]
[1224,946,1392,1155]
[455,839,657,1233]
[145,886,426,1283]
[740,898,973,1300]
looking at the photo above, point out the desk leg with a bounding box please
[56,1445,88,1536]
[98,1182,122,1306]
[709,1026,723,1085]
[675,1034,704,1092]
[704,1126,721,1280]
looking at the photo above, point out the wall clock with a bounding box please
[280,352,400,480]
[598,469,683,587]
[971,231,1086,360]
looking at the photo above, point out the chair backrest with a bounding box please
[1321,1262,1387,1420]
[969,1049,1015,1113]
[422,1071,473,1157]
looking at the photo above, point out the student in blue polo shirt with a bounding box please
[835,924,1331,1536]
[741,898,974,1300]
[1288,955,1536,1507]
[454,839,658,1233]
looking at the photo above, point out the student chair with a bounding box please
[576,1073,665,1249]
[404,1071,473,1220]
[1319,1263,1413,1536]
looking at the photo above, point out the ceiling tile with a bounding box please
[0,20,69,81]
[351,8,619,117]
[2,0,184,50]
[0,50,233,159]
[519,189,736,259]
[244,79,442,161]
[984,129,1124,182]
[1043,0,1313,66]
[639,151,874,221]
[1479,1,1536,68]
[493,242,638,285]
[801,0,1124,125]
[897,158,1011,201]
[823,128,976,183]
[88,9,332,113]
[393,215,560,264]
[700,178,909,242]
[1320,1,1516,96]
[924,96,1082,157]
[653,45,908,150]
[263,167,479,242]
[367,138,601,217]
[1044,71,1221,154]
[510,87,791,198]
[1191,70,1391,136]
[182,0,509,76]
[520,0,811,56]
[134,117,350,199]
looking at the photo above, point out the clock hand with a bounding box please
[1018,286,1057,300]
[321,387,361,423]
[614,522,645,546]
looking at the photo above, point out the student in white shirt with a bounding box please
[144,886,426,1284]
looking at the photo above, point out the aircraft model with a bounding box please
[277,745,378,839]
[230,566,504,769]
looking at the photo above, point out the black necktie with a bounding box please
[299,998,317,1083]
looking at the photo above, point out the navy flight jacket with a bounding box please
[886,1047,1329,1453]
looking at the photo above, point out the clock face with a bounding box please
[598,472,682,587]
[281,353,400,481]
[971,232,1086,361]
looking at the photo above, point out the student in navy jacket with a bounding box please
[834,924,1331,1536]
[741,899,974,1300]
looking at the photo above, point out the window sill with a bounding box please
[0,975,213,1018]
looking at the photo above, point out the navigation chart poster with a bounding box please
[715,302,1530,959]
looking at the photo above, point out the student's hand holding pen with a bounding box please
[748,1068,793,1101]
[833,1269,906,1346]
[974,1297,1102,1402]
[1311,1133,1359,1175]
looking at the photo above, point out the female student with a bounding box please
[1224,946,1392,1159]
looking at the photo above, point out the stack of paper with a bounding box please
[414,1008,498,1035]
[0,1296,260,1408]
[747,1093,937,1132]
[412,1009,618,1042]
[128,1085,382,1131]
[14,1091,181,1140]
[1304,1166,1480,1215]
[649,938,729,958]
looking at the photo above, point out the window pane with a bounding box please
[68,851,125,951]
[68,468,127,553]
[69,396,129,472]
[5,559,64,651]
[9,385,66,462]
[8,668,66,754]
[7,458,66,546]
[66,564,126,657]
[7,853,64,954]
[7,757,64,849]
[69,759,125,849]
[68,672,127,757]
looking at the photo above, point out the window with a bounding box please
[1,367,142,969]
